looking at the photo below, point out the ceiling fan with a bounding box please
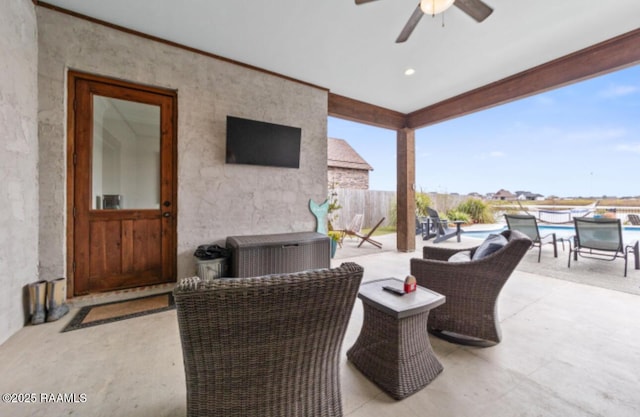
[355,0,494,43]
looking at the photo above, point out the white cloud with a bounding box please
[598,84,639,98]
[565,128,627,142]
[475,151,506,160]
[615,143,640,154]
[534,96,555,106]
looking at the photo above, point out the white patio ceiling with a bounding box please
[41,0,640,115]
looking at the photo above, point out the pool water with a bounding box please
[464,224,640,242]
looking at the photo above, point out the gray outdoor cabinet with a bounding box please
[226,232,331,277]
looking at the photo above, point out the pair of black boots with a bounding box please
[28,278,70,325]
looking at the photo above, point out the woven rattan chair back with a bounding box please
[174,262,364,417]
[410,230,532,346]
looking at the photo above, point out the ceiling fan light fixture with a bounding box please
[420,0,455,15]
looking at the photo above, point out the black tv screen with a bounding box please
[225,116,301,168]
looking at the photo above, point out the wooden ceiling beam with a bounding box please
[406,28,640,129]
[328,93,406,130]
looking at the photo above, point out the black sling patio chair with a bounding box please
[568,217,640,277]
[504,213,558,262]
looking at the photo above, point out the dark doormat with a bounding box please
[62,292,175,332]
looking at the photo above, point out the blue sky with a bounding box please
[328,64,640,198]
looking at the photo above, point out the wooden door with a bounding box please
[69,73,177,295]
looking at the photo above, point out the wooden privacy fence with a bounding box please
[332,189,396,230]
[330,195,640,230]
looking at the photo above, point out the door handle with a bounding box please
[163,212,171,218]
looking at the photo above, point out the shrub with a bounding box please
[388,199,398,226]
[327,183,342,230]
[456,198,494,223]
[415,191,432,218]
[445,210,471,223]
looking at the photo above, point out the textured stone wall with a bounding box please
[328,168,369,190]
[0,0,38,344]
[37,7,328,284]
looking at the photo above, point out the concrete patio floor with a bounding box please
[1,233,639,416]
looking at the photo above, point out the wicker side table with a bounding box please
[347,278,445,400]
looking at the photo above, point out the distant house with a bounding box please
[493,189,516,200]
[515,191,544,201]
[327,138,373,189]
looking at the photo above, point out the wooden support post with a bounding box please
[397,128,415,252]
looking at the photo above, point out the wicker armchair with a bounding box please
[174,262,364,417]
[410,230,531,346]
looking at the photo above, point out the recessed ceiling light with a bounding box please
[404,68,416,76]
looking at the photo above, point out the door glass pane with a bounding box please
[92,96,161,210]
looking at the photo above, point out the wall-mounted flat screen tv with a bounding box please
[225,116,301,169]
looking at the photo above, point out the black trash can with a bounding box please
[193,244,230,279]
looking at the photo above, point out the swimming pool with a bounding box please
[464,224,640,242]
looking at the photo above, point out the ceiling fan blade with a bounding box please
[396,4,423,43]
[454,0,494,22]
[355,0,381,4]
